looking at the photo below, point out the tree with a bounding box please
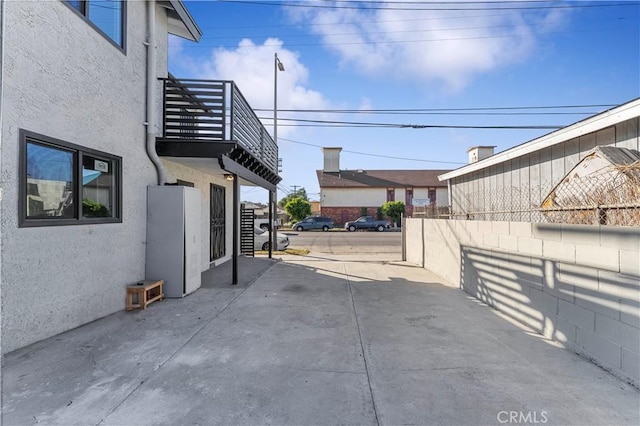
[381,201,405,226]
[279,187,308,208]
[284,197,312,223]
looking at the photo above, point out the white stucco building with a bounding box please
[317,148,450,224]
[1,1,280,354]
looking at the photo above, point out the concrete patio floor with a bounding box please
[2,254,638,425]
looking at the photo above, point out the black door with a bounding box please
[210,184,225,261]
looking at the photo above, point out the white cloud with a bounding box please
[286,0,566,91]
[168,35,200,75]
[358,97,373,111]
[191,38,334,138]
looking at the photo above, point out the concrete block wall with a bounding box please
[405,219,640,387]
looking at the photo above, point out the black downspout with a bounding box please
[232,173,239,284]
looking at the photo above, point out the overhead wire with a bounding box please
[199,15,636,43]
[259,116,564,129]
[184,24,636,48]
[279,137,467,165]
[254,104,615,115]
[253,103,618,128]
[198,9,535,30]
[220,0,638,12]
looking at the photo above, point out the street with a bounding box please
[284,229,402,254]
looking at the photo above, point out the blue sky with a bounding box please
[169,0,640,203]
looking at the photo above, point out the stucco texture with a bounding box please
[162,159,235,269]
[1,2,165,353]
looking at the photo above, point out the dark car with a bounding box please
[292,216,334,231]
[344,216,390,232]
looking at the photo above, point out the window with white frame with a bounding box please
[19,130,122,227]
[66,0,125,48]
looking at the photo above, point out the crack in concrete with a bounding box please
[344,262,381,426]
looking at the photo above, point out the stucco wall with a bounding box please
[435,187,448,207]
[162,160,234,268]
[405,218,640,387]
[322,187,387,207]
[0,2,167,353]
[322,186,448,207]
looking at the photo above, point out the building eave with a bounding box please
[317,169,450,188]
[438,98,640,182]
[162,0,202,42]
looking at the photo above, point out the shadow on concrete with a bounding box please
[201,255,278,289]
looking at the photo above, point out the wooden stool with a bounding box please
[126,280,164,310]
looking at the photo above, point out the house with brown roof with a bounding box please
[317,148,451,225]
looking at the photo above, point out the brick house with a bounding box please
[317,148,450,225]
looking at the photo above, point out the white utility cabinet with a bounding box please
[146,185,202,298]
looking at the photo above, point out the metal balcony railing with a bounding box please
[160,78,278,174]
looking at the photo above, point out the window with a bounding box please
[428,189,436,205]
[387,188,395,202]
[406,188,413,206]
[19,130,122,227]
[66,1,125,48]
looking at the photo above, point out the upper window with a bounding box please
[387,188,395,202]
[19,130,122,227]
[66,1,125,48]
[406,188,413,206]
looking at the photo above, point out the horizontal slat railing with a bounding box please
[231,84,278,173]
[160,78,278,174]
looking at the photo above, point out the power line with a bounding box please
[277,184,291,194]
[254,103,615,115]
[221,0,638,12]
[259,116,564,129]
[200,18,636,42]
[185,24,636,49]
[279,137,467,165]
[197,9,532,30]
[254,102,629,128]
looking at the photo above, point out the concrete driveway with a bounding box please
[2,254,638,425]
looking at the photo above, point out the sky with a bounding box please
[168,0,640,204]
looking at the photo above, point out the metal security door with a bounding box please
[210,184,226,261]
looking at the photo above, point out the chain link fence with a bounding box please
[447,162,640,226]
[411,205,451,219]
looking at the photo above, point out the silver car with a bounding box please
[254,226,289,251]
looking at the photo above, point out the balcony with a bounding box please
[156,78,280,186]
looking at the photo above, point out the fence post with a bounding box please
[401,215,406,261]
[596,207,607,225]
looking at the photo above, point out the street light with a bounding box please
[271,53,285,257]
[274,52,284,146]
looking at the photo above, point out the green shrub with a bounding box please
[82,199,110,217]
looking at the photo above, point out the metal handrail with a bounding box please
[159,78,278,173]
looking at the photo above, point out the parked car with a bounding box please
[292,216,334,232]
[254,227,289,251]
[344,216,390,232]
[255,218,282,230]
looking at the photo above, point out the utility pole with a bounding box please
[291,185,299,196]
